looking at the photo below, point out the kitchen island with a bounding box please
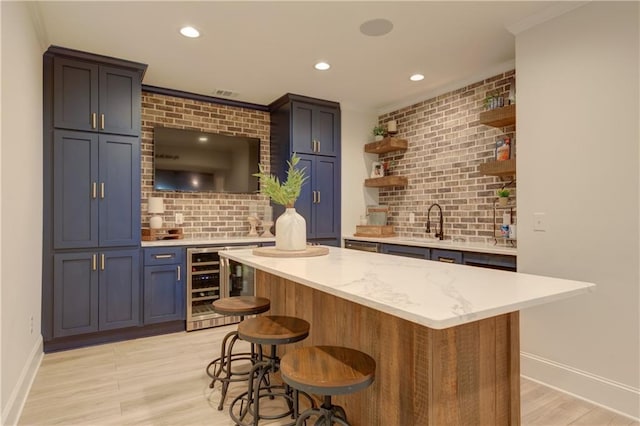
[220,247,593,425]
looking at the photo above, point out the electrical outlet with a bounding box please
[409,212,415,224]
[533,212,546,231]
[30,315,34,334]
[175,213,184,224]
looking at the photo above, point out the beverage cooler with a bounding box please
[186,245,257,331]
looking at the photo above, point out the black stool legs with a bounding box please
[296,395,348,426]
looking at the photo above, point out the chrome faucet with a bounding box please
[426,203,444,240]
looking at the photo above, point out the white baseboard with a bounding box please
[521,351,640,421]
[2,336,43,426]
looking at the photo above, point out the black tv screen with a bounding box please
[153,127,260,193]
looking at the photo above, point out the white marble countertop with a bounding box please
[343,235,517,256]
[220,246,593,330]
[141,236,275,247]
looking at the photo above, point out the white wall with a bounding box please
[516,2,639,418]
[1,2,45,424]
[340,107,378,240]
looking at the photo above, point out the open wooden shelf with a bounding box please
[364,137,408,154]
[479,159,516,177]
[479,105,516,128]
[364,176,408,188]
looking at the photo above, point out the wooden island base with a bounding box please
[256,270,521,426]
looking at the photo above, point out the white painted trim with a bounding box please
[521,351,640,421]
[2,336,43,426]
[505,2,590,35]
[376,59,515,115]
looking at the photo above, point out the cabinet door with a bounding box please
[295,154,315,237]
[53,130,99,249]
[53,57,99,132]
[291,102,339,156]
[291,102,315,154]
[144,264,185,324]
[98,134,140,247]
[53,252,99,337]
[99,249,141,330]
[99,66,141,136]
[313,105,339,156]
[314,156,339,238]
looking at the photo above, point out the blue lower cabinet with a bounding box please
[143,247,185,324]
[53,248,140,338]
[381,244,430,259]
[430,249,463,264]
[143,265,184,324]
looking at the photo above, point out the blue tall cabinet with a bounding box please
[43,47,147,351]
[269,94,341,246]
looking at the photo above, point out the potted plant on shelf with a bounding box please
[372,125,385,141]
[496,188,510,206]
[254,153,308,251]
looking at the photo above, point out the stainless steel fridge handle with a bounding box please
[220,257,229,298]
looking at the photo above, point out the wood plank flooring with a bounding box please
[19,326,638,426]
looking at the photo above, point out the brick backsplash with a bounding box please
[141,92,271,239]
[377,71,516,245]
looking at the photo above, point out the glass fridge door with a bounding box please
[228,260,255,297]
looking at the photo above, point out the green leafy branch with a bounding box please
[254,153,307,207]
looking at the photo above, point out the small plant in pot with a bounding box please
[253,153,308,251]
[496,188,510,206]
[372,125,385,141]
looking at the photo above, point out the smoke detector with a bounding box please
[212,89,239,98]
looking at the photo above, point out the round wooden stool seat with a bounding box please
[280,346,376,396]
[211,296,270,316]
[238,315,310,345]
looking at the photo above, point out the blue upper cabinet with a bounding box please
[53,130,140,249]
[270,94,341,246]
[291,101,339,156]
[53,56,142,136]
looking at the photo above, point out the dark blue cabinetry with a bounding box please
[270,94,341,246]
[431,248,463,264]
[291,101,339,156]
[143,247,185,324]
[53,249,140,338]
[381,244,430,259]
[53,56,141,136]
[43,47,147,351]
[53,130,140,249]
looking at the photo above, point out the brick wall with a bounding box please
[377,71,516,244]
[141,92,271,239]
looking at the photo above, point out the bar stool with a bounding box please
[229,315,314,426]
[206,296,271,410]
[280,346,376,426]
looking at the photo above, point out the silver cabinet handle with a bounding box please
[154,254,173,259]
[100,253,105,270]
[92,254,97,271]
[312,191,316,203]
[100,114,105,130]
[177,266,181,281]
[92,182,97,199]
[317,140,321,152]
[100,182,105,199]
[92,113,97,129]
[317,191,320,203]
[438,257,455,263]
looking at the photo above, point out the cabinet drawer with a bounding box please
[381,244,429,259]
[463,252,517,271]
[430,249,463,264]
[144,247,184,266]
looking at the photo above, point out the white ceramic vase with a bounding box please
[275,207,307,251]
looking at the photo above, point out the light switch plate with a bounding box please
[175,213,184,225]
[533,212,546,231]
[409,212,415,224]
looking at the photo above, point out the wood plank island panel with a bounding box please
[255,270,521,426]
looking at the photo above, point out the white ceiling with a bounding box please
[33,1,566,112]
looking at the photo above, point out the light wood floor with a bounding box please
[19,326,638,426]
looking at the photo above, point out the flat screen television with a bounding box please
[153,127,260,193]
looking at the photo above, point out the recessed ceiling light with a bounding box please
[410,74,425,82]
[180,26,200,38]
[198,136,208,142]
[314,62,331,71]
